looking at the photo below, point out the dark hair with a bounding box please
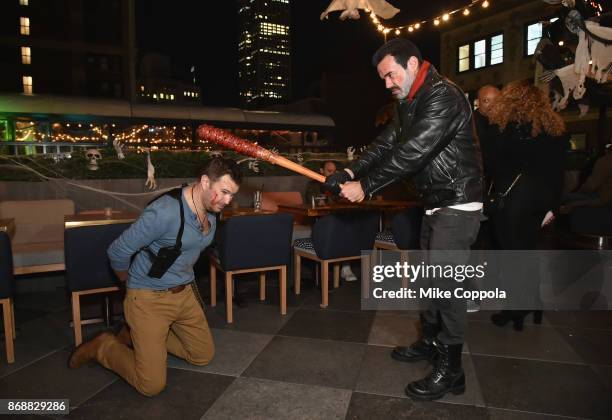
[372,38,423,68]
[320,160,336,168]
[200,157,242,185]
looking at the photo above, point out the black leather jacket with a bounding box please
[349,65,483,209]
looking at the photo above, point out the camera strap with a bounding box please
[166,187,185,251]
[144,185,186,260]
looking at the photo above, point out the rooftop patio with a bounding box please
[1,271,611,419]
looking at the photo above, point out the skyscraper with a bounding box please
[238,0,291,108]
[0,0,136,100]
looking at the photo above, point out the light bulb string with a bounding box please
[370,0,489,35]
[372,0,605,35]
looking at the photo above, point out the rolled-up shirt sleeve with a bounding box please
[107,199,171,271]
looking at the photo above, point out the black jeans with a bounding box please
[419,207,481,345]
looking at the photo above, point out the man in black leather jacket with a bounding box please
[326,38,483,401]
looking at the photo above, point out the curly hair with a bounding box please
[487,81,565,137]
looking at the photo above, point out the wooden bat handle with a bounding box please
[270,155,326,183]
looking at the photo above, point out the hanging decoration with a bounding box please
[85,149,102,171]
[356,0,493,37]
[541,64,586,110]
[320,0,400,21]
[536,0,611,112]
[574,20,612,83]
[248,160,260,173]
[139,147,157,190]
[237,156,261,173]
[113,138,125,160]
[346,146,356,161]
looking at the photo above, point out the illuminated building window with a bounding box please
[20,17,30,35]
[22,75,32,94]
[456,33,503,74]
[21,46,31,64]
[140,85,144,92]
[525,22,542,56]
[490,34,504,65]
[260,22,289,36]
[170,94,174,100]
[474,39,486,69]
[19,0,28,5]
[153,93,157,99]
[160,93,165,99]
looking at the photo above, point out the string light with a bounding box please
[32,123,195,146]
[368,0,492,36]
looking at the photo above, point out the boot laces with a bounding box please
[427,343,450,383]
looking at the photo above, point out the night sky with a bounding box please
[136,0,472,108]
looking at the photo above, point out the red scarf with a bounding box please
[406,60,431,102]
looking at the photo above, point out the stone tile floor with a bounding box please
[1,277,611,419]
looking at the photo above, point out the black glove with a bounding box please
[325,170,352,195]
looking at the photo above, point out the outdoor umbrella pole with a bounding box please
[197,124,326,183]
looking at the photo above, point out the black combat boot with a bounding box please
[405,339,465,400]
[391,314,440,363]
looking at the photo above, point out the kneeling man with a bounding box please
[69,157,241,396]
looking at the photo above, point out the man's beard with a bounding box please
[392,71,416,100]
[402,71,416,98]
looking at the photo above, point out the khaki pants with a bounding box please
[96,285,214,396]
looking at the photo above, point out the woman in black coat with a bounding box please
[486,81,568,331]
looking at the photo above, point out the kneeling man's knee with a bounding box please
[189,344,215,366]
[136,378,166,397]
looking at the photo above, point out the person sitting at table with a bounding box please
[68,157,241,397]
[305,160,358,282]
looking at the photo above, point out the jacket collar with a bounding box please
[406,60,431,102]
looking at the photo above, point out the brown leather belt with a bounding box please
[156,283,190,294]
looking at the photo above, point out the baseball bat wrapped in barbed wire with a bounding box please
[197,124,325,183]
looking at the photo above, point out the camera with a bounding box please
[147,246,181,278]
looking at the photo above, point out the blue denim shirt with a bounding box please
[107,189,215,290]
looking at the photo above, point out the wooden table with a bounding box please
[65,211,140,229]
[277,200,422,218]
[0,218,16,239]
[220,207,276,221]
